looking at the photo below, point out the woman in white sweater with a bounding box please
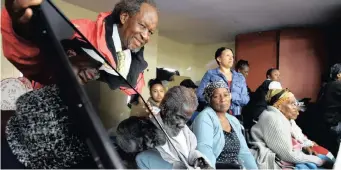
[250,89,331,169]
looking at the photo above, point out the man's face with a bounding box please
[161,88,198,137]
[119,3,158,50]
[163,106,196,137]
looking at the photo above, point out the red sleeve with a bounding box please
[1,7,96,84]
[120,73,145,95]
[1,8,46,82]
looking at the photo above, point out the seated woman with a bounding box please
[196,47,249,116]
[250,89,333,169]
[191,81,258,169]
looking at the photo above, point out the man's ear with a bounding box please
[120,12,130,25]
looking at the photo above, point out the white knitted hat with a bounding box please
[5,85,90,169]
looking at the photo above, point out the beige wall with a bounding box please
[156,36,235,83]
[0,0,234,134]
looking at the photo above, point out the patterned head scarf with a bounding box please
[203,81,230,103]
[265,89,294,108]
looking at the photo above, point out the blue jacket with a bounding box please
[196,68,250,115]
[191,107,258,169]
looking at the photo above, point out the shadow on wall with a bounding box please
[84,81,130,136]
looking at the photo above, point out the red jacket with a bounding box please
[1,8,145,95]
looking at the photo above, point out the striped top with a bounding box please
[250,106,323,166]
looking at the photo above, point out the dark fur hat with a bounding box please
[116,116,166,153]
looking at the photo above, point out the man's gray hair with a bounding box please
[159,86,198,136]
[112,0,157,24]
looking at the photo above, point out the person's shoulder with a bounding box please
[71,18,95,27]
[206,68,217,75]
[232,70,245,80]
[226,114,239,122]
[329,80,341,88]
[226,114,242,127]
[258,106,279,121]
[195,107,216,122]
[72,12,111,28]
[324,81,341,93]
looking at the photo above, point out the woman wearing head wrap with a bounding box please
[191,81,258,169]
[250,89,333,169]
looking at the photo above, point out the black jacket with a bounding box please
[321,80,341,126]
[242,80,272,128]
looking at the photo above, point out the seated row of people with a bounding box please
[118,77,336,169]
[122,47,339,169]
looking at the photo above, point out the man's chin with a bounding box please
[128,43,143,51]
[129,47,142,53]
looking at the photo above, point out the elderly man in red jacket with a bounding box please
[2,0,158,95]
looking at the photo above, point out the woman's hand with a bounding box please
[312,141,318,146]
[303,146,319,156]
[193,157,213,169]
[303,147,314,155]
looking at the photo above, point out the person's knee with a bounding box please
[317,154,331,161]
[295,163,308,169]
[135,150,172,169]
[135,152,147,169]
[305,162,318,169]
